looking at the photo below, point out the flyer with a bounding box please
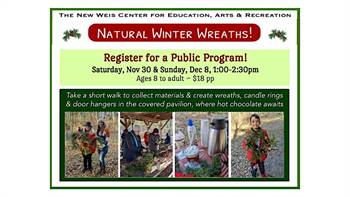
[50,8,300,189]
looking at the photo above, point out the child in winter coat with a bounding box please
[78,122,97,173]
[242,114,271,177]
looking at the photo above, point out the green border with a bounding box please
[50,8,300,189]
[59,90,289,182]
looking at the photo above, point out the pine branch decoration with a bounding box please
[269,29,287,42]
[245,129,279,161]
[63,29,81,41]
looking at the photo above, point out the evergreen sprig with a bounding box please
[245,129,279,161]
[63,29,81,41]
[269,29,287,42]
[184,155,222,177]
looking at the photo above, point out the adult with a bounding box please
[96,120,110,175]
[164,133,171,144]
[122,128,140,162]
[143,131,149,147]
[133,125,144,156]
[149,128,160,156]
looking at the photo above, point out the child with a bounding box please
[242,114,271,177]
[78,122,97,173]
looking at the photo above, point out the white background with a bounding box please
[51,9,298,188]
[0,0,347,197]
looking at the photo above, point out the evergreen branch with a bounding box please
[62,29,81,41]
[269,29,287,42]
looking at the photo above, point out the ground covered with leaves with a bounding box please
[64,135,118,178]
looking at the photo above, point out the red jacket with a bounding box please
[242,128,270,162]
[143,133,149,145]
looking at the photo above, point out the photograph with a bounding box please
[174,112,229,178]
[231,112,284,178]
[120,112,173,177]
[64,112,119,178]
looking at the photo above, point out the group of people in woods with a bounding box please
[76,120,110,175]
[242,114,272,178]
[121,125,171,163]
